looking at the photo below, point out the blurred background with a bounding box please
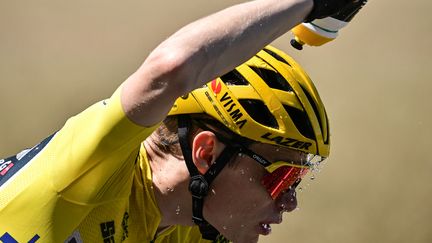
[1,0,431,242]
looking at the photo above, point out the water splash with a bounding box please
[297,156,327,193]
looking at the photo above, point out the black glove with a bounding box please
[305,0,367,22]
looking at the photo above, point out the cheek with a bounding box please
[217,166,264,194]
[205,164,271,220]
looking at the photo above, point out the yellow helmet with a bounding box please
[169,45,330,158]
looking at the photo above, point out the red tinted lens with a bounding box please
[262,166,309,199]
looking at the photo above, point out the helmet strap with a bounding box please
[177,115,239,241]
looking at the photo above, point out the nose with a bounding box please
[276,189,297,212]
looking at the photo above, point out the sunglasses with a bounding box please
[236,146,317,199]
[192,119,323,199]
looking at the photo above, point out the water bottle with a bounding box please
[290,0,367,50]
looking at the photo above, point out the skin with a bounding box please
[119,0,314,127]
[119,0,320,241]
[145,130,302,243]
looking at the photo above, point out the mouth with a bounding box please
[257,213,283,236]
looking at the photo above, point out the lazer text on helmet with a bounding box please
[261,132,312,150]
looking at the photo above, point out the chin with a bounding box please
[225,232,259,243]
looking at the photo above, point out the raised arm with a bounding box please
[121,0,314,126]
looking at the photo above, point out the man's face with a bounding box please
[203,143,306,243]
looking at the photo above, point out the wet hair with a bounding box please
[153,116,182,158]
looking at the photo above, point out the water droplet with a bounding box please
[280,203,286,210]
[241,224,245,228]
[240,169,245,175]
[167,187,174,192]
[310,175,315,180]
[223,226,227,230]
[176,205,181,215]
[229,214,233,219]
[211,189,216,195]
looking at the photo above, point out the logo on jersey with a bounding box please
[0,134,54,187]
[121,212,129,241]
[16,148,31,160]
[0,160,14,176]
[0,232,40,243]
[65,230,83,243]
[100,221,115,242]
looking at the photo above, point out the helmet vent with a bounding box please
[263,48,291,66]
[299,86,323,137]
[249,66,293,92]
[220,69,249,86]
[283,105,315,140]
[239,99,279,129]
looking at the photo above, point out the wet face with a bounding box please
[203,143,303,243]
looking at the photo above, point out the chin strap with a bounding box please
[177,115,239,241]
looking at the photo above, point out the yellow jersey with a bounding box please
[0,87,211,243]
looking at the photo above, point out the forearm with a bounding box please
[151,0,313,91]
[123,0,313,126]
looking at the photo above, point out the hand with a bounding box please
[305,0,367,22]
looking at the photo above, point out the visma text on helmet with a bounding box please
[219,92,247,129]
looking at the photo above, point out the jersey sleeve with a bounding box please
[49,84,159,205]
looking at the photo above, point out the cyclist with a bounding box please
[0,0,354,242]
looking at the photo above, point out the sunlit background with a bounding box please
[1,1,431,242]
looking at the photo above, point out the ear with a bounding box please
[191,131,224,174]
